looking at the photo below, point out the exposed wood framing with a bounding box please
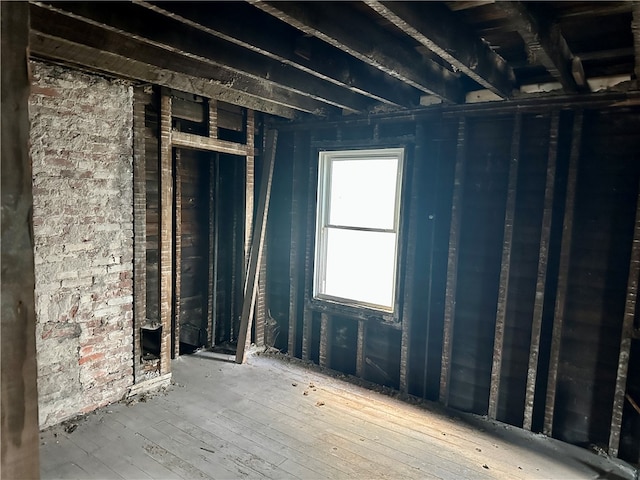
[236,130,278,364]
[34,1,369,113]
[132,88,147,381]
[0,3,41,476]
[356,320,365,377]
[245,110,256,271]
[208,100,218,140]
[255,233,268,348]
[207,159,215,347]
[211,158,221,345]
[523,111,560,430]
[488,113,522,420]
[159,93,173,374]
[302,134,319,361]
[136,0,419,108]
[544,111,584,436]
[399,136,422,394]
[439,117,467,405]
[251,1,464,103]
[608,176,640,457]
[422,130,443,400]
[319,313,332,368]
[288,133,304,356]
[173,150,182,358]
[496,2,587,94]
[364,1,515,98]
[172,131,253,157]
[29,5,308,118]
[633,1,640,81]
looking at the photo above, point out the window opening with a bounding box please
[314,148,404,312]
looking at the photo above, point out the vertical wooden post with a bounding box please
[608,177,640,457]
[211,157,221,345]
[256,130,269,349]
[236,130,278,363]
[439,117,467,405]
[288,132,303,356]
[1,3,41,477]
[209,99,218,139]
[159,92,173,374]
[173,149,182,358]
[245,109,255,269]
[544,110,583,436]
[132,88,147,381]
[255,233,268,347]
[356,320,365,377]
[207,158,216,347]
[488,113,522,419]
[523,111,560,430]
[400,127,423,394]
[302,134,318,361]
[319,313,332,368]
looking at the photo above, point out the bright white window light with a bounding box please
[314,148,404,312]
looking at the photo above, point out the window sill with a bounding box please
[306,297,401,327]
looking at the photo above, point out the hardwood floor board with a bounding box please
[152,418,288,479]
[39,353,637,480]
[217,408,352,479]
[133,421,248,479]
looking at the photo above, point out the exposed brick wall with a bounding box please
[30,61,134,428]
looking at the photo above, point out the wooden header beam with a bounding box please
[364,1,515,99]
[251,0,464,104]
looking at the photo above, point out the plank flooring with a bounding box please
[40,352,637,479]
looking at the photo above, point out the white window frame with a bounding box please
[313,147,404,313]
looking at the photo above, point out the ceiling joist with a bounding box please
[35,1,372,113]
[251,0,465,104]
[29,4,333,118]
[136,1,421,108]
[364,1,515,99]
[497,2,589,94]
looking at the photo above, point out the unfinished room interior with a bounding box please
[3,0,640,478]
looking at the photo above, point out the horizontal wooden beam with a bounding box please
[137,0,420,108]
[364,1,515,99]
[35,1,371,113]
[29,5,331,117]
[171,131,252,156]
[497,2,588,94]
[252,0,464,104]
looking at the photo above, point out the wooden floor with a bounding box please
[40,352,637,479]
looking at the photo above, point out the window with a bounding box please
[313,148,404,312]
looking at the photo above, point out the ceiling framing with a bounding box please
[29,1,640,119]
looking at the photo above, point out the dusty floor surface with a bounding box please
[39,351,638,479]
